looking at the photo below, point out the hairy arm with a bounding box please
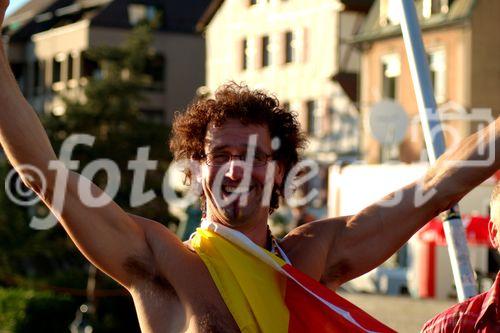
[287,118,500,288]
[0,2,163,289]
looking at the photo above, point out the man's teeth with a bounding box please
[223,186,252,194]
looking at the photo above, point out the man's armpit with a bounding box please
[123,255,177,295]
[320,259,351,287]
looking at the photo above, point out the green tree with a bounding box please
[0,22,176,332]
[44,22,174,223]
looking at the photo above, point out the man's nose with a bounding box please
[225,158,246,180]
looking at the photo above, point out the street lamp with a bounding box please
[69,304,94,333]
[70,264,97,332]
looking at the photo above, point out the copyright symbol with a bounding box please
[4,165,44,206]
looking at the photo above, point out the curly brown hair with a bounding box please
[169,82,307,212]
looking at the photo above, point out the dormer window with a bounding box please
[423,0,452,18]
[379,0,401,26]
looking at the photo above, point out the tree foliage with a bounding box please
[43,22,173,223]
[0,288,76,332]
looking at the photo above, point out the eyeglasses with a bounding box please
[203,151,272,166]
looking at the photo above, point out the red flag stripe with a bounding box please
[283,264,396,333]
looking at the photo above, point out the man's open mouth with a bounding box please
[221,184,255,195]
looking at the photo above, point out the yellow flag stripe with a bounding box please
[192,228,290,332]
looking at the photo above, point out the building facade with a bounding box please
[353,0,500,163]
[2,0,210,123]
[197,0,373,208]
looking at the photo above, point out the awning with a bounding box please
[418,215,493,247]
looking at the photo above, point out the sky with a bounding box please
[6,0,31,18]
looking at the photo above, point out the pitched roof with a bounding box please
[351,0,476,44]
[3,0,211,42]
[196,0,374,33]
[196,0,222,32]
[4,0,60,26]
[3,0,78,41]
[90,0,211,33]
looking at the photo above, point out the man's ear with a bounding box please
[189,159,203,192]
[274,162,285,187]
[488,220,499,249]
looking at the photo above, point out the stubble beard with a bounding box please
[205,185,264,228]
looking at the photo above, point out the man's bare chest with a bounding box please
[129,253,239,332]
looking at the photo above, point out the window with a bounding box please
[81,52,100,79]
[34,61,41,91]
[283,28,306,64]
[241,38,248,70]
[381,54,400,99]
[329,106,337,133]
[128,4,162,26]
[428,49,446,104]
[284,31,294,64]
[67,53,74,81]
[306,100,319,136]
[34,60,45,94]
[145,54,165,91]
[431,0,443,14]
[261,35,270,68]
[380,0,401,26]
[423,0,452,18]
[52,56,63,83]
[444,0,454,13]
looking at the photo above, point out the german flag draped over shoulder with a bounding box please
[190,220,396,333]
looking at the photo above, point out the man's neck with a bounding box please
[205,215,269,248]
[237,222,269,249]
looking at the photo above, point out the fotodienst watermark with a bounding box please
[4,103,497,230]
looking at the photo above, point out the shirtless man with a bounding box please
[1,2,499,332]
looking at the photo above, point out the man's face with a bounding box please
[200,119,283,228]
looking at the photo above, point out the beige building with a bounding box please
[197,0,373,163]
[353,0,500,163]
[2,0,210,123]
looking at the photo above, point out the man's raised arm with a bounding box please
[0,1,168,289]
[292,117,499,288]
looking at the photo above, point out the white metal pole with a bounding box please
[398,0,477,301]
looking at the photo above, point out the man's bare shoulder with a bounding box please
[131,216,185,251]
[280,216,349,281]
[282,216,349,247]
[125,216,201,288]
